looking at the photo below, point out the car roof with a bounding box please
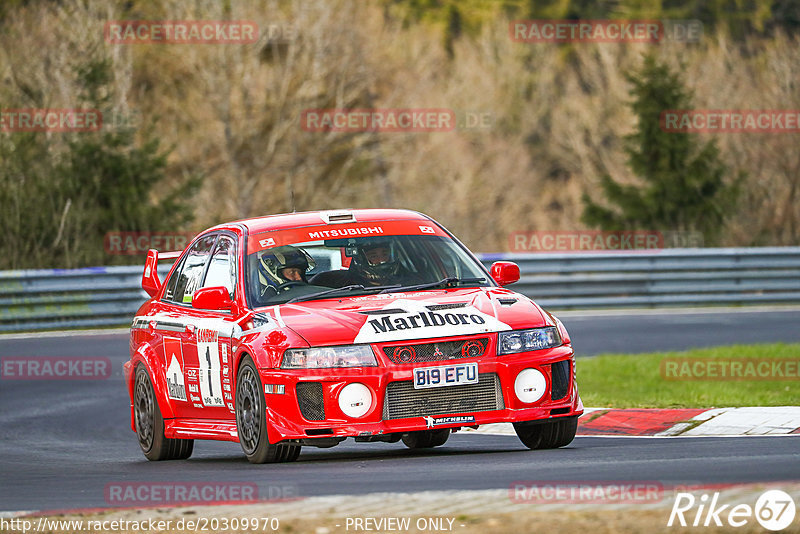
[210,208,433,234]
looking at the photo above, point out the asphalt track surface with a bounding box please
[1,309,799,512]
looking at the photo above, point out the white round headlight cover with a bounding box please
[514,368,547,403]
[338,382,373,418]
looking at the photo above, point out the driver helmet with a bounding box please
[351,239,400,285]
[258,245,315,292]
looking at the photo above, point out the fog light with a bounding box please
[338,383,372,418]
[514,368,546,403]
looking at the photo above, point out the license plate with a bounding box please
[413,362,478,389]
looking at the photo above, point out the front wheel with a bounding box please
[401,429,450,449]
[513,416,578,450]
[235,356,300,464]
[133,366,193,461]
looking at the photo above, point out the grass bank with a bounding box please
[577,343,800,408]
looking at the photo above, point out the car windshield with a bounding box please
[245,229,491,307]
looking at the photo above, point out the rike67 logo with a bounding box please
[668,490,796,531]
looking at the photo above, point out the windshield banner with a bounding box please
[247,221,447,254]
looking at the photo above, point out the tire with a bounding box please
[133,365,194,461]
[401,428,450,449]
[235,356,300,464]
[513,416,578,450]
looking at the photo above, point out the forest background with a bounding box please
[1,0,798,268]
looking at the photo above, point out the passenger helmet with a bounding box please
[351,239,400,284]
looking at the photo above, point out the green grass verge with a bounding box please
[577,343,800,408]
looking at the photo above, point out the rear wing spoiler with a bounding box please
[142,249,182,298]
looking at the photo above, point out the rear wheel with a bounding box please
[235,356,300,464]
[401,428,450,449]
[513,416,578,450]
[133,366,194,461]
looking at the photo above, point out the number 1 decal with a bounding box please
[205,346,213,397]
[197,328,224,407]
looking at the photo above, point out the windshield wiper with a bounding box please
[379,277,486,294]
[287,284,401,304]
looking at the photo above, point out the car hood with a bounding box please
[260,287,551,346]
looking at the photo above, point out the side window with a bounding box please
[163,255,186,301]
[203,235,237,298]
[165,234,217,304]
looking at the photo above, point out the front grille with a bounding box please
[383,373,504,420]
[382,337,489,364]
[296,382,325,421]
[551,360,570,401]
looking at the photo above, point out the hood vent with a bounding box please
[358,308,407,315]
[426,302,468,311]
[497,298,517,306]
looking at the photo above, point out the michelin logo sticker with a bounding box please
[354,299,511,343]
[425,415,475,428]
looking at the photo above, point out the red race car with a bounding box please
[124,209,583,463]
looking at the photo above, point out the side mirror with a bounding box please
[490,261,520,286]
[192,286,235,311]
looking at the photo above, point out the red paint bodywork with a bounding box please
[123,209,583,446]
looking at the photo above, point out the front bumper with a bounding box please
[260,345,582,443]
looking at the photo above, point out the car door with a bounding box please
[177,233,240,420]
[156,232,219,419]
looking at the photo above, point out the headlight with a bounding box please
[497,327,561,355]
[281,345,377,369]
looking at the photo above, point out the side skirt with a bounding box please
[164,419,239,442]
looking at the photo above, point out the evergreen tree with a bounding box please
[443,5,462,59]
[0,57,200,269]
[581,54,740,245]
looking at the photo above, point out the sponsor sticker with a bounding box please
[247,220,447,253]
[353,299,511,343]
[163,337,187,401]
[424,415,475,428]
